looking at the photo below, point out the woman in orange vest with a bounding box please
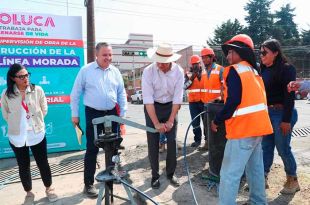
[184,55,207,148]
[211,34,273,205]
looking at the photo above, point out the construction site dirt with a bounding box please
[0,100,309,205]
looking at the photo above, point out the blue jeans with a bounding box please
[219,137,267,205]
[262,108,298,177]
[159,133,167,144]
[189,101,206,143]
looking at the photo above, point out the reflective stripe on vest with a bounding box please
[232,102,267,117]
[236,65,259,75]
[209,89,221,94]
[188,89,201,93]
[201,89,208,93]
[211,70,220,75]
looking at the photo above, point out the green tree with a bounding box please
[207,19,244,46]
[244,0,274,46]
[301,29,310,45]
[273,4,299,46]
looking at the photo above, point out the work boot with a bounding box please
[159,143,166,153]
[84,185,98,198]
[198,141,208,151]
[280,175,300,194]
[23,192,35,205]
[167,175,180,187]
[191,141,201,148]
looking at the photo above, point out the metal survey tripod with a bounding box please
[92,115,159,205]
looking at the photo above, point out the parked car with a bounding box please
[295,89,310,100]
[131,90,143,104]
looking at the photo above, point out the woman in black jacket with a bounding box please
[260,39,299,194]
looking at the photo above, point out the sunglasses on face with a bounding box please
[259,50,268,56]
[15,73,31,80]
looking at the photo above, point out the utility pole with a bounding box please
[84,0,95,63]
[132,55,135,90]
[66,0,69,16]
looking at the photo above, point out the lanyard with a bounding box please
[21,101,30,119]
[21,101,29,113]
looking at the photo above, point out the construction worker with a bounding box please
[184,55,206,148]
[211,34,273,204]
[200,47,224,150]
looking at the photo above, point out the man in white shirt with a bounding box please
[142,43,184,189]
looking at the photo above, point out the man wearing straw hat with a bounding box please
[142,43,184,189]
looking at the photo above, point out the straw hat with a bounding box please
[147,43,181,63]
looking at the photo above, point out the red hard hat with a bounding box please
[222,34,254,56]
[190,55,200,64]
[201,48,215,56]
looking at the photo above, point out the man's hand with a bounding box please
[287,81,301,92]
[280,122,291,136]
[72,117,80,126]
[155,123,167,133]
[211,120,218,132]
[164,121,174,132]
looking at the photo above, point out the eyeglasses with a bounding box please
[259,50,268,56]
[15,73,31,80]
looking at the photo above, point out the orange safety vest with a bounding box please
[223,61,273,139]
[187,72,207,102]
[202,64,223,103]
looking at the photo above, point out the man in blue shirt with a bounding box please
[70,42,127,197]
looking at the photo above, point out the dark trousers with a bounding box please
[84,106,118,186]
[189,101,206,142]
[9,137,52,192]
[144,102,177,180]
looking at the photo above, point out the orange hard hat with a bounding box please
[201,47,215,56]
[190,55,200,64]
[221,34,254,56]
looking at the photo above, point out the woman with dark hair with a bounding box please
[1,64,58,205]
[260,39,299,194]
[211,34,273,204]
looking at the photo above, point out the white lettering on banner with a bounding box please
[44,40,60,45]
[232,103,267,117]
[0,47,47,55]
[46,97,64,103]
[48,49,76,55]
[0,39,34,44]
[32,58,78,66]
[0,57,30,66]
[49,49,62,55]
[64,49,76,55]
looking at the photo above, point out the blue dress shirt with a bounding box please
[70,61,127,117]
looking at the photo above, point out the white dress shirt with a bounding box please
[8,104,45,147]
[142,62,184,104]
